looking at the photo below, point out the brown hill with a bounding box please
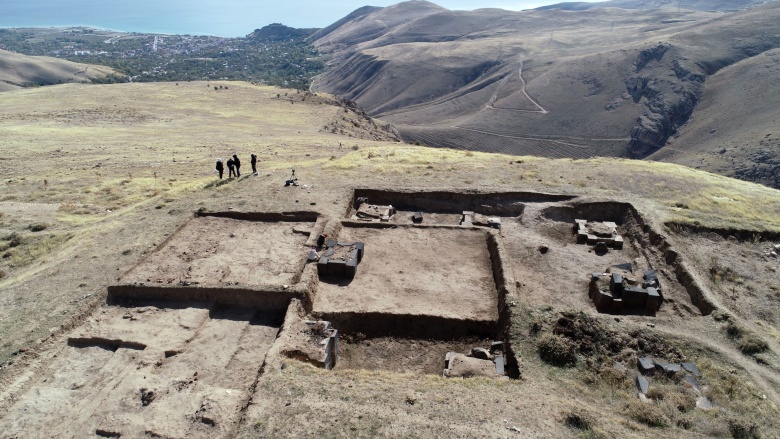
[539,0,777,12]
[0,49,116,91]
[312,1,780,187]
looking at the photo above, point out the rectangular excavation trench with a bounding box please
[1,300,287,439]
[520,201,715,316]
[121,211,323,290]
[111,210,325,306]
[312,220,519,378]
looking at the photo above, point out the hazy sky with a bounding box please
[1,0,604,36]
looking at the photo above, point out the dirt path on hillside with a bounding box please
[652,324,780,406]
[487,60,549,114]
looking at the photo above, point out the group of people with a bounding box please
[215,153,257,179]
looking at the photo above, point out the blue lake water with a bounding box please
[0,1,553,37]
[0,0,334,37]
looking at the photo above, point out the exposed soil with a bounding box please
[335,336,491,375]
[1,301,282,438]
[313,226,499,322]
[123,216,313,287]
[504,203,701,318]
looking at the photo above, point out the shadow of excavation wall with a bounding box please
[543,201,718,315]
[349,189,575,217]
[107,285,302,312]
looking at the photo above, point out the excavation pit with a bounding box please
[122,213,318,289]
[3,300,285,438]
[334,335,495,376]
[503,201,710,317]
[346,189,574,225]
[313,226,500,323]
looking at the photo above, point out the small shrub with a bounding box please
[712,310,731,322]
[646,387,666,400]
[0,269,6,279]
[625,400,670,428]
[29,223,48,232]
[739,334,769,355]
[728,418,760,439]
[538,333,577,366]
[564,410,594,431]
[351,145,359,151]
[665,391,697,413]
[726,321,743,339]
[8,233,22,248]
[677,416,694,430]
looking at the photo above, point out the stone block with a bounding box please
[328,259,346,277]
[610,297,623,313]
[612,262,633,273]
[494,355,506,376]
[611,273,625,294]
[643,270,660,289]
[638,357,655,375]
[623,286,648,308]
[646,287,662,312]
[655,362,682,375]
[345,258,357,279]
[696,396,714,410]
[682,362,702,377]
[683,375,701,394]
[613,235,624,249]
[412,212,423,223]
[317,257,329,276]
[445,351,458,369]
[636,375,650,394]
[354,242,365,262]
[490,341,504,354]
[594,289,613,309]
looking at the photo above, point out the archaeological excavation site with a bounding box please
[0,190,721,437]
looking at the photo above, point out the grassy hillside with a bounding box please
[1,82,780,438]
[0,48,115,91]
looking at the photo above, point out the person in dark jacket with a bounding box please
[232,154,241,177]
[250,153,257,175]
[215,158,224,179]
[227,157,236,178]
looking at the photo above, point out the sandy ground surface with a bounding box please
[123,217,313,287]
[314,226,498,321]
[1,301,282,438]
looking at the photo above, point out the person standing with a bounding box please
[233,154,241,177]
[227,157,236,178]
[250,153,257,175]
[215,158,224,179]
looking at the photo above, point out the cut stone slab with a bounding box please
[638,357,655,375]
[494,355,506,376]
[443,354,501,379]
[612,262,633,273]
[683,375,702,394]
[623,286,648,308]
[696,396,714,410]
[682,362,702,377]
[636,375,650,394]
[646,287,662,312]
[655,362,682,375]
